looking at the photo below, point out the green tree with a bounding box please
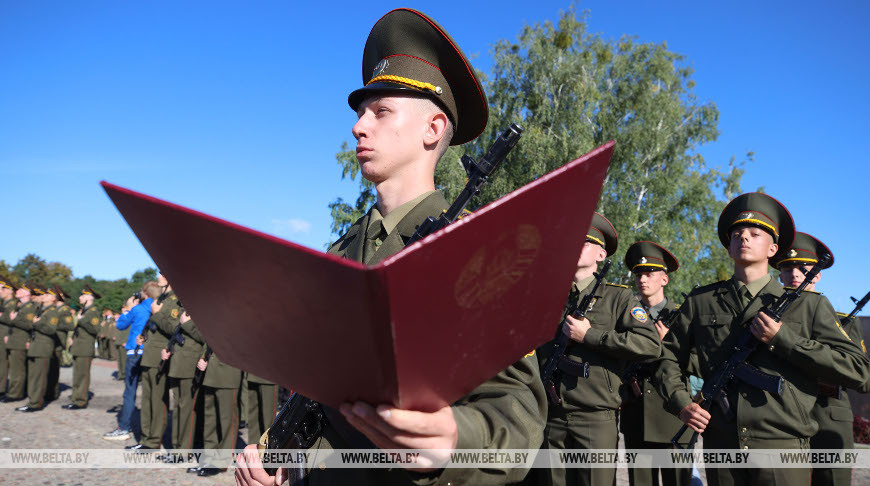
[327,8,749,297]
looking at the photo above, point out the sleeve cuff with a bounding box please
[669,390,693,416]
[768,323,799,358]
[583,328,605,348]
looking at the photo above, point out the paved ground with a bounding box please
[1,359,867,485]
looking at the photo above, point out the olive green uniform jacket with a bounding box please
[203,350,242,389]
[655,278,870,443]
[620,298,690,444]
[141,291,180,368]
[70,305,101,357]
[8,300,37,351]
[27,306,60,358]
[168,319,204,379]
[0,297,17,351]
[537,280,661,413]
[55,303,75,342]
[302,191,547,486]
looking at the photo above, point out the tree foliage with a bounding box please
[328,8,750,298]
[1,253,156,312]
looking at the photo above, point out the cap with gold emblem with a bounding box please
[347,8,488,146]
[81,283,102,299]
[717,192,795,259]
[0,276,16,292]
[769,232,833,270]
[30,283,46,296]
[624,241,679,273]
[587,212,619,256]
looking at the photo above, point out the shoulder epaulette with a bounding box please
[605,283,629,289]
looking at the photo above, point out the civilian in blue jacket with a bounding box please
[103,282,159,441]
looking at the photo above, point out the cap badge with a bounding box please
[372,58,389,78]
[745,212,753,219]
[639,257,647,264]
[788,249,797,257]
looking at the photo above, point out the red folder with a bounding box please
[102,141,613,411]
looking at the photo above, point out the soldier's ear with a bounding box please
[767,241,778,259]
[422,110,450,149]
[662,273,669,286]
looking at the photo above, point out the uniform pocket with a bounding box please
[830,405,854,422]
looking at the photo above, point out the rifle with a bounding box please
[842,290,870,324]
[671,254,831,449]
[259,122,524,477]
[623,288,695,399]
[541,260,612,406]
[405,123,523,245]
[191,345,212,396]
[156,324,185,382]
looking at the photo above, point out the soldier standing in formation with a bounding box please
[656,192,870,486]
[771,232,870,486]
[165,307,205,457]
[48,285,74,400]
[16,286,57,412]
[538,214,660,486]
[619,241,693,486]
[0,277,17,400]
[110,309,128,380]
[190,344,241,477]
[64,284,103,410]
[4,283,37,403]
[236,8,547,485]
[128,274,179,451]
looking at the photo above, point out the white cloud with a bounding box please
[272,218,312,236]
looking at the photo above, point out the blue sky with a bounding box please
[1,1,868,311]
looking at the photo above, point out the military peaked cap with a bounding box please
[718,192,795,260]
[587,212,618,256]
[625,241,679,273]
[81,283,102,299]
[347,8,488,145]
[770,231,833,270]
[0,276,16,292]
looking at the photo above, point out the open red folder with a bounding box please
[102,141,614,411]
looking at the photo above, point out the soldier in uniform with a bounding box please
[163,307,205,458]
[17,285,61,412]
[3,282,37,403]
[0,277,18,399]
[236,8,547,486]
[112,310,128,380]
[191,344,242,477]
[771,232,869,486]
[656,192,870,486]
[245,373,278,447]
[128,274,180,451]
[97,312,108,359]
[537,214,661,486]
[64,284,103,410]
[48,285,75,400]
[619,241,692,486]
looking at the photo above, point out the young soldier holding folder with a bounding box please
[236,8,546,486]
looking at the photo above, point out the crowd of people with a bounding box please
[0,275,280,478]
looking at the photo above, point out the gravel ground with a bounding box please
[1,358,867,485]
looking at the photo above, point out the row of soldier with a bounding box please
[219,9,869,486]
[0,276,282,478]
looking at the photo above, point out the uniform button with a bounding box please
[741,427,747,433]
[769,345,775,352]
[743,445,749,450]
[646,389,651,394]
